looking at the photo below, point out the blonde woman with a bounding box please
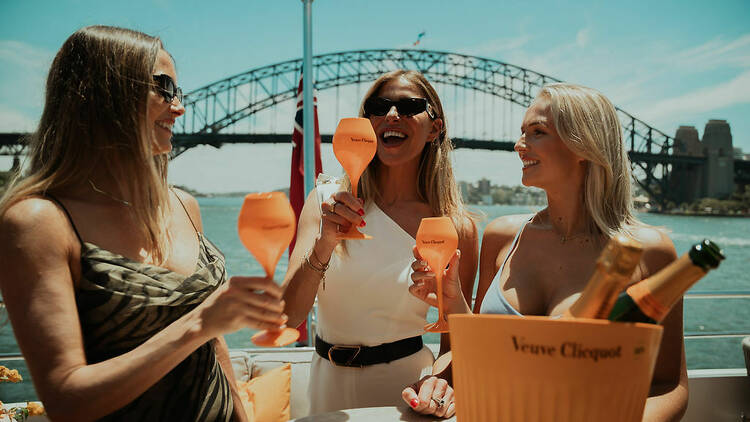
[410,83,687,421]
[0,26,287,422]
[283,70,478,418]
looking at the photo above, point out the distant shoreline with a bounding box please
[647,210,749,218]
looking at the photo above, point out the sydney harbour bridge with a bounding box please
[2,49,749,206]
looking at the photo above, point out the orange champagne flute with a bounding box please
[238,192,300,347]
[416,217,459,333]
[332,117,377,239]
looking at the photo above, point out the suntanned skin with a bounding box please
[409,96,687,422]
[282,76,478,419]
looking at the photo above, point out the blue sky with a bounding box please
[1,0,749,192]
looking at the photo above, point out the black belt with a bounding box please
[315,335,423,368]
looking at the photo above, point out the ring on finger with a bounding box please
[431,397,445,408]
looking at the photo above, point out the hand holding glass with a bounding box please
[238,192,299,347]
[416,217,459,333]
[332,117,377,239]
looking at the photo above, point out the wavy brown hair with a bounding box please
[0,25,172,263]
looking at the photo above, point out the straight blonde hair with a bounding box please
[344,70,471,230]
[538,83,641,237]
[0,25,172,263]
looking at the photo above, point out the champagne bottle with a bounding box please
[608,239,724,324]
[563,234,644,319]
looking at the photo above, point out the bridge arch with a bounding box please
[176,48,677,204]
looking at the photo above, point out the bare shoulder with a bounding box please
[171,187,203,228]
[2,197,70,238]
[456,215,478,243]
[0,197,75,260]
[632,226,677,276]
[483,213,533,243]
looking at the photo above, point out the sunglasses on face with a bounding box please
[152,74,183,104]
[364,97,436,119]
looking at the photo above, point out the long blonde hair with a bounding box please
[0,25,172,263]
[346,70,470,229]
[538,83,641,237]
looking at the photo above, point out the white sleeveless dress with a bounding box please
[308,203,435,415]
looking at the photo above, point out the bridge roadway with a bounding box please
[2,132,748,185]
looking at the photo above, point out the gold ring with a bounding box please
[431,397,444,408]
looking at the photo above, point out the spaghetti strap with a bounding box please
[45,194,85,246]
[171,188,200,235]
[497,216,533,273]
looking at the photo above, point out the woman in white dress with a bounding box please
[282,70,478,419]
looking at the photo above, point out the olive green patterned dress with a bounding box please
[49,195,234,422]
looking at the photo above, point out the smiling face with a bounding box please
[515,96,586,190]
[367,76,442,170]
[147,49,185,155]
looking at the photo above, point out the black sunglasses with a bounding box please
[152,74,183,104]
[364,97,436,119]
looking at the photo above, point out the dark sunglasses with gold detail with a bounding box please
[364,97,436,119]
[152,74,183,104]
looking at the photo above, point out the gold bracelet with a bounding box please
[310,248,330,271]
[305,253,327,290]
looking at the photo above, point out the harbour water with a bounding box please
[1,198,748,401]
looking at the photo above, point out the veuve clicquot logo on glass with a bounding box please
[511,335,626,362]
[421,239,445,245]
[350,137,374,143]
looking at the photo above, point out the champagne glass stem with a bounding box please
[436,271,445,323]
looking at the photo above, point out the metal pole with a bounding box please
[301,0,315,346]
[302,0,315,196]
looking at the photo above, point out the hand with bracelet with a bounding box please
[282,189,365,328]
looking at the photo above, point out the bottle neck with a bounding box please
[626,254,707,322]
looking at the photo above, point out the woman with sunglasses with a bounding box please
[282,70,478,418]
[0,26,286,422]
[409,83,687,421]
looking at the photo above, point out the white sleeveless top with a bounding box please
[315,203,430,346]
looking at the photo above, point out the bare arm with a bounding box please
[0,199,286,422]
[282,189,364,327]
[638,229,688,422]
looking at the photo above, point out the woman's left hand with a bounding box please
[402,375,455,419]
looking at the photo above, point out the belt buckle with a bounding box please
[327,345,363,367]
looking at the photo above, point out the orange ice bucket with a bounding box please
[448,314,663,422]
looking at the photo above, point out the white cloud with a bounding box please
[665,34,750,70]
[638,70,750,123]
[462,35,532,58]
[576,28,591,48]
[0,40,53,70]
[0,105,37,132]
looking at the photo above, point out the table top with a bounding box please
[292,405,456,421]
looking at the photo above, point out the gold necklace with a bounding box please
[539,210,590,244]
[88,180,131,206]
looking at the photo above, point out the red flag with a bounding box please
[289,71,322,343]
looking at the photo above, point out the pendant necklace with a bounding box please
[88,180,132,206]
